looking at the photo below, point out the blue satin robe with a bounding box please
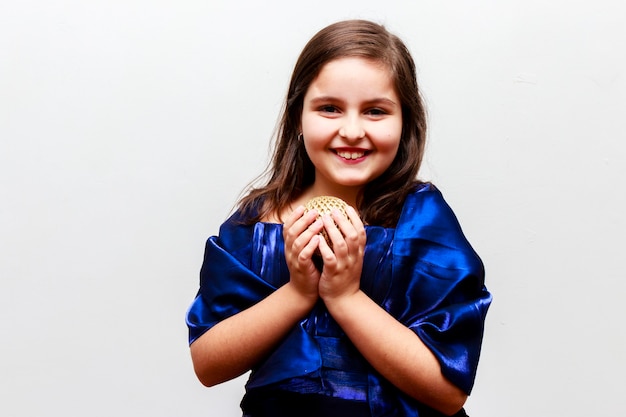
[187,183,492,416]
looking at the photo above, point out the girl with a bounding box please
[187,19,491,417]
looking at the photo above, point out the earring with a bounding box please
[297,133,303,142]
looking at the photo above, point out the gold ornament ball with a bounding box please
[304,196,349,247]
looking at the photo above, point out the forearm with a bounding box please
[190,282,316,387]
[324,290,467,415]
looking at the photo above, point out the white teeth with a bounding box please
[337,151,365,160]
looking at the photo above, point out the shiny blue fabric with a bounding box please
[186,183,492,416]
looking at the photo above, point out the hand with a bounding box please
[283,205,324,302]
[317,206,366,302]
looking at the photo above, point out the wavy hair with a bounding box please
[238,19,427,228]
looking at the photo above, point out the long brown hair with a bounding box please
[238,19,427,228]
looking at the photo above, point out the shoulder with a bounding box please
[396,183,482,269]
[391,187,487,308]
[399,182,457,229]
[210,208,258,262]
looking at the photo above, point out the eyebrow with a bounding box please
[308,95,399,107]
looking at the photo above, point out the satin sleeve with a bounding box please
[389,184,492,394]
[186,217,275,345]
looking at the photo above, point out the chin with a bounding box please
[334,180,368,188]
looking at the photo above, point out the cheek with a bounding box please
[300,114,319,138]
[373,124,403,153]
[301,119,336,147]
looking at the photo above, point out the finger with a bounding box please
[308,217,324,233]
[345,206,364,230]
[335,207,365,247]
[332,206,361,233]
[299,234,321,260]
[321,214,347,255]
[317,230,335,263]
[297,218,324,250]
[296,208,319,232]
[284,205,305,229]
[284,207,318,243]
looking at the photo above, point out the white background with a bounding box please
[1,1,625,416]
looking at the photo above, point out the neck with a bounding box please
[303,184,361,208]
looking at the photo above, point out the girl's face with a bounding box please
[300,57,403,200]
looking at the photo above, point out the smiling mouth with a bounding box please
[335,150,369,160]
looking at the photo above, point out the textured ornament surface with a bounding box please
[305,196,348,218]
[304,196,348,247]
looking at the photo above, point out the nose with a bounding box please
[338,115,365,140]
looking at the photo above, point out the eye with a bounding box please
[366,108,387,117]
[319,105,339,113]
